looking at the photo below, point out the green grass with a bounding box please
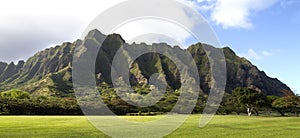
[0,115,300,138]
[168,115,300,138]
[0,116,107,138]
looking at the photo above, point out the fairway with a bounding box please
[0,115,300,138]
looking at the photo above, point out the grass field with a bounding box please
[0,115,300,138]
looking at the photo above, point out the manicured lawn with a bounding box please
[0,115,299,137]
[168,115,300,138]
[0,116,107,138]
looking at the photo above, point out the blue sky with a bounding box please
[0,0,299,93]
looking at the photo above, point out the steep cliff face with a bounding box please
[0,61,24,82]
[0,41,75,96]
[223,47,290,95]
[0,29,291,96]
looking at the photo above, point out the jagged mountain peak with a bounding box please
[85,29,106,40]
[0,29,291,97]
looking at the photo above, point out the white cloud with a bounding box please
[262,51,274,57]
[239,49,275,60]
[241,49,262,60]
[181,0,279,29]
[0,0,126,62]
[1,0,208,62]
[213,0,279,29]
[113,19,190,46]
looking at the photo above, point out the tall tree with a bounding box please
[232,88,267,116]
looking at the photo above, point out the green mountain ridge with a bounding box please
[0,29,291,97]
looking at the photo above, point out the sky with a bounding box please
[0,0,299,93]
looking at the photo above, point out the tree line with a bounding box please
[0,86,300,116]
[0,89,81,115]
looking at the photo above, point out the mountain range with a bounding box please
[0,29,291,97]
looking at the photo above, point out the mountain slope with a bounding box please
[0,29,291,96]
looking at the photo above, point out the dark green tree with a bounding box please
[232,88,267,116]
[219,93,243,115]
[272,93,300,117]
[267,96,285,116]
